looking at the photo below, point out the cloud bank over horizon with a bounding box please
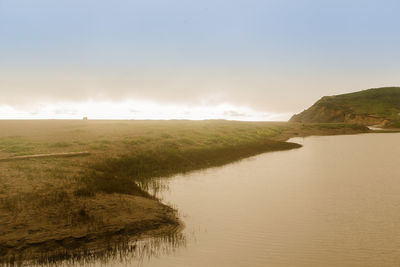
[1,0,400,119]
[0,101,292,121]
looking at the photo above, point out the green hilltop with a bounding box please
[290,87,400,127]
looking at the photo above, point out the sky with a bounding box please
[1,0,400,120]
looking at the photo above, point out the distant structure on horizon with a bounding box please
[83,117,88,121]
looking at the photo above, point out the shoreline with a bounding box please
[0,194,180,265]
[0,121,371,264]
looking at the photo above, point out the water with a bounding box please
[144,133,400,267]
[33,133,400,266]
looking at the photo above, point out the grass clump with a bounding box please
[76,170,150,197]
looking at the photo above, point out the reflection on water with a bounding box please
[1,230,185,266]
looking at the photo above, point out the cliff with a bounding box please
[290,87,400,127]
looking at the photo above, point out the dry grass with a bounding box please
[0,120,295,260]
[0,120,369,263]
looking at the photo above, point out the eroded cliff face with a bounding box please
[343,114,389,126]
[290,103,346,123]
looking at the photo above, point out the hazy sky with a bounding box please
[1,0,400,120]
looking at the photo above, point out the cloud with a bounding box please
[223,110,247,117]
[1,0,400,119]
[0,100,291,121]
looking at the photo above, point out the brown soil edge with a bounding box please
[0,203,181,266]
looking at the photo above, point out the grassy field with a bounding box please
[0,120,298,195]
[0,120,369,263]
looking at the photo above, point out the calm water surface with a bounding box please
[88,133,400,266]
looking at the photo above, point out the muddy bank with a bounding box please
[0,194,180,265]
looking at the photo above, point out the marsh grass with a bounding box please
[0,189,102,229]
[47,142,72,148]
[0,121,303,199]
[0,190,70,210]
[0,120,371,265]
[76,139,301,197]
[0,138,76,156]
[0,120,365,202]
[0,137,37,155]
[0,228,185,267]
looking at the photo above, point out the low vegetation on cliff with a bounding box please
[290,87,400,127]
